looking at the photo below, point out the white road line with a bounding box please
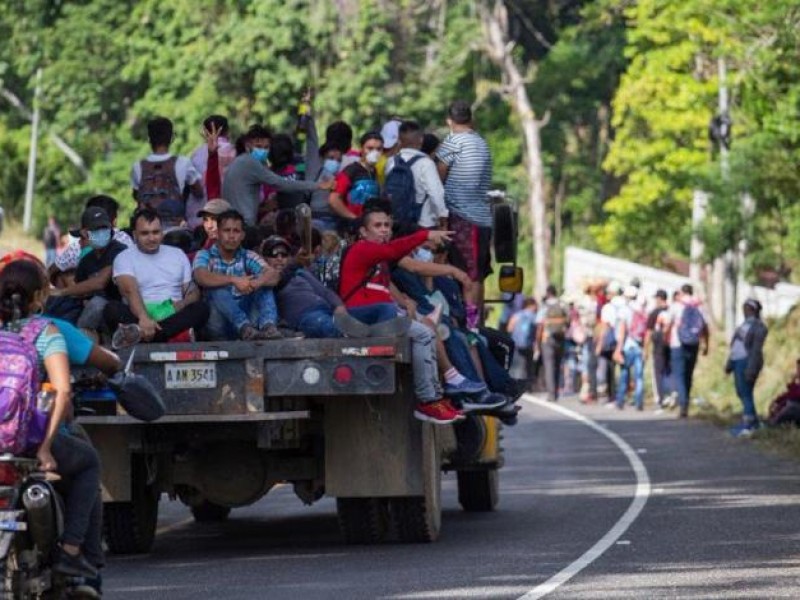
[517,394,652,600]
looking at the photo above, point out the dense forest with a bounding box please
[0,0,798,287]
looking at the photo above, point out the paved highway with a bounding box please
[104,395,800,599]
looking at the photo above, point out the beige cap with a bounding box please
[197,198,231,217]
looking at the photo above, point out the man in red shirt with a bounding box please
[339,199,462,424]
[328,131,383,226]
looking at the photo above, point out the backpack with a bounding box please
[384,155,425,225]
[0,318,50,454]
[348,178,380,207]
[544,301,568,340]
[678,303,705,346]
[628,308,648,344]
[511,311,536,350]
[138,156,185,223]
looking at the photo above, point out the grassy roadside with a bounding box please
[0,219,44,258]
[692,305,800,460]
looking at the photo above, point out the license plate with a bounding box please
[0,520,25,532]
[164,362,217,389]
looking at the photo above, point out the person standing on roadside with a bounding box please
[612,286,647,411]
[43,215,60,267]
[645,289,671,408]
[726,299,768,436]
[435,100,493,307]
[536,285,568,403]
[665,284,709,418]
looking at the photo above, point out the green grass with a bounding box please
[693,305,800,461]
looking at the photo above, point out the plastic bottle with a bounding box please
[37,383,55,413]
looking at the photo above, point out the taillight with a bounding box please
[0,463,21,486]
[332,364,354,385]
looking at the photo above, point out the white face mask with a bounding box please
[414,247,434,263]
[365,150,381,165]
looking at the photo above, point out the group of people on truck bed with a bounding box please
[33,98,524,429]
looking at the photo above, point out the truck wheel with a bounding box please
[457,469,499,512]
[104,455,159,554]
[336,497,388,544]
[390,426,442,543]
[191,501,231,523]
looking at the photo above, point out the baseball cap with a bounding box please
[70,207,111,236]
[380,120,402,149]
[654,289,668,300]
[261,235,291,256]
[197,198,231,218]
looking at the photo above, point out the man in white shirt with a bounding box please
[131,117,204,228]
[386,121,448,228]
[103,207,209,348]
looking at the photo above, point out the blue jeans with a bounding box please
[670,344,699,412]
[474,333,513,394]
[205,286,277,339]
[348,302,397,325]
[732,358,757,421]
[444,330,481,382]
[297,306,342,338]
[616,343,644,409]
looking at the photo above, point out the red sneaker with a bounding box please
[414,399,464,424]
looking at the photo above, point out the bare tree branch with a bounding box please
[0,83,88,176]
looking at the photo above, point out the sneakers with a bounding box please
[730,420,760,438]
[111,323,141,350]
[368,316,411,337]
[443,378,487,397]
[239,324,260,341]
[54,548,98,578]
[460,391,508,412]
[414,399,464,424]
[333,311,372,338]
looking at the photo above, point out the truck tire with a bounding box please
[457,468,499,512]
[390,426,442,543]
[336,497,388,544]
[104,455,159,554]
[493,203,517,264]
[191,501,231,523]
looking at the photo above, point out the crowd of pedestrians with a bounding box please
[508,280,712,414]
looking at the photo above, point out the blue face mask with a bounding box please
[88,228,112,249]
[323,158,341,174]
[250,147,269,164]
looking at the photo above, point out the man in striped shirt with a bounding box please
[435,100,493,307]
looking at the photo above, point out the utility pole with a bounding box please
[23,68,42,233]
[717,58,737,340]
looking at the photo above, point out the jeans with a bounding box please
[542,339,564,402]
[732,358,757,421]
[76,296,108,331]
[408,320,442,403]
[296,306,342,338]
[444,330,481,382]
[348,302,398,325]
[583,337,597,398]
[597,352,615,399]
[474,334,513,394]
[104,300,210,343]
[204,287,277,338]
[651,342,669,403]
[670,344,699,412]
[51,431,103,567]
[616,343,644,409]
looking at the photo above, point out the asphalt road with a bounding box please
[104,395,800,599]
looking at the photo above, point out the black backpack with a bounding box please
[384,155,425,225]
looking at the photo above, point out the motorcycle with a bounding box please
[0,354,164,599]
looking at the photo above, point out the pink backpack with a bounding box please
[0,318,50,454]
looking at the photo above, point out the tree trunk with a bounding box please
[478,0,550,298]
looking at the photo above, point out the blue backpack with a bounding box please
[384,155,424,225]
[678,304,705,346]
[511,312,536,350]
